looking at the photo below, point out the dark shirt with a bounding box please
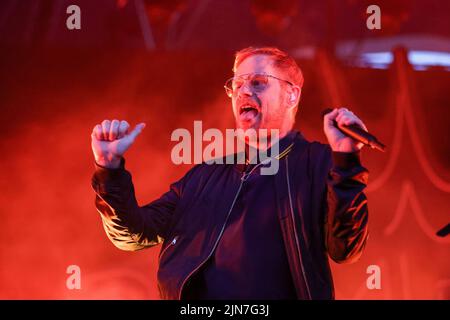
[184,133,298,299]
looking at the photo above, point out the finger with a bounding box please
[324,108,338,122]
[127,123,146,142]
[109,119,120,140]
[101,120,111,140]
[336,109,354,122]
[91,125,97,139]
[336,112,347,124]
[336,115,355,126]
[342,117,356,126]
[324,108,340,133]
[92,124,103,140]
[118,120,129,139]
[342,111,367,130]
[338,107,353,113]
[338,115,367,131]
[323,109,339,131]
[354,118,368,131]
[360,121,368,131]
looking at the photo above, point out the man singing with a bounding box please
[90,47,369,300]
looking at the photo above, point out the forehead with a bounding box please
[235,54,279,77]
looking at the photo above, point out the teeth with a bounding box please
[239,104,259,116]
[241,105,257,111]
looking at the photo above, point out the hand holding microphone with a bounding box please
[323,108,386,153]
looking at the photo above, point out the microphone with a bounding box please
[436,223,450,237]
[322,108,386,152]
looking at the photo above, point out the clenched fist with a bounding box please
[91,119,146,169]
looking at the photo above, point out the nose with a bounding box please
[236,81,253,98]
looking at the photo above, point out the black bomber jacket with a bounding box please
[91,130,369,299]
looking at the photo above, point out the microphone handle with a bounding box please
[332,120,387,152]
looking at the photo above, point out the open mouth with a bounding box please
[239,104,260,121]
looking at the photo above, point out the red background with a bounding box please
[0,0,449,299]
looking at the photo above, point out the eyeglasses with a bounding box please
[224,73,294,98]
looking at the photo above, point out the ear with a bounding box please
[287,86,301,109]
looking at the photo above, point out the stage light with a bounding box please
[358,50,450,70]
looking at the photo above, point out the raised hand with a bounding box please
[91,119,146,168]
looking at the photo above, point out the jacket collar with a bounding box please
[235,130,303,173]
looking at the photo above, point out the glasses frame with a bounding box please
[224,72,295,98]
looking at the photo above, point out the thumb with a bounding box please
[127,123,146,141]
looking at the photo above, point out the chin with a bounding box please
[236,118,262,130]
[238,123,259,132]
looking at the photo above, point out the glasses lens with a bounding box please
[249,74,268,92]
[224,74,269,97]
[232,77,244,91]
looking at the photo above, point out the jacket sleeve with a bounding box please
[323,149,369,264]
[91,158,190,251]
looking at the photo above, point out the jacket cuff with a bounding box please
[332,151,361,170]
[93,157,128,183]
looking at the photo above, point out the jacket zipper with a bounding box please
[177,161,267,299]
[158,235,179,262]
[285,156,312,299]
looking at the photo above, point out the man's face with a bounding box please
[231,55,291,132]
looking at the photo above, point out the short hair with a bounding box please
[233,46,304,88]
